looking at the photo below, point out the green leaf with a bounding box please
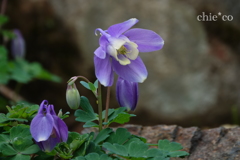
[8,60,32,83]
[127,141,148,157]
[157,139,189,158]
[10,125,31,141]
[93,128,112,145]
[105,128,131,145]
[5,103,39,122]
[104,107,135,126]
[102,142,128,157]
[12,137,32,152]
[84,153,113,160]
[73,133,94,157]
[102,109,115,120]
[2,30,16,39]
[80,81,90,90]
[150,156,170,160]
[132,135,147,143]
[88,83,96,91]
[158,139,183,151]
[110,112,131,124]
[0,45,9,84]
[21,144,40,154]
[168,151,189,157]
[83,121,99,128]
[0,113,8,123]
[145,148,164,157]
[72,156,86,160]
[0,15,8,25]
[36,67,61,82]
[0,134,10,144]
[94,80,98,89]
[9,154,31,160]
[80,81,97,92]
[0,143,17,156]
[67,132,88,151]
[75,96,97,122]
[108,107,127,122]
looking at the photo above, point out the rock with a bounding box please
[81,125,240,160]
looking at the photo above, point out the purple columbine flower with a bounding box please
[30,100,68,152]
[116,77,139,111]
[11,29,26,59]
[94,18,164,86]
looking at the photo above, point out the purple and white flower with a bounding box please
[30,100,68,152]
[94,18,164,86]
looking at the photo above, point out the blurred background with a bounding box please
[1,0,240,131]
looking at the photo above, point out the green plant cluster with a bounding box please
[0,97,189,160]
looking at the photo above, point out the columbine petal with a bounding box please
[117,54,131,65]
[49,105,68,142]
[56,117,68,142]
[108,37,126,50]
[107,44,118,59]
[37,129,60,152]
[116,77,138,111]
[107,18,139,37]
[124,42,139,60]
[30,102,54,142]
[124,28,164,52]
[112,56,148,83]
[94,47,106,59]
[94,55,114,86]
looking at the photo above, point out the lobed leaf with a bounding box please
[105,128,131,145]
[93,128,112,145]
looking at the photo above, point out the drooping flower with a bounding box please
[30,100,68,152]
[116,77,138,111]
[94,18,164,86]
[11,29,26,59]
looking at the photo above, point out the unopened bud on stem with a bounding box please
[66,83,80,110]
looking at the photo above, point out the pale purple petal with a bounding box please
[94,47,106,59]
[94,55,114,86]
[49,105,68,142]
[124,28,164,52]
[107,18,139,37]
[36,131,60,152]
[99,35,109,50]
[56,117,68,142]
[116,77,138,111]
[30,109,54,142]
[112,56,148,83]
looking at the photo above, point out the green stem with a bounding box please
[97,81,103,131]
[104,87,111,125]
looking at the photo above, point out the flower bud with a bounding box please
[116,77,139,111]
[11,29,26,59]
[66,83,80,110]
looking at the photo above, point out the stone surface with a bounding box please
[82,125,240,160]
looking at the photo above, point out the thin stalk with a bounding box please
[97,81,103,131]
[104,87,111,125]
